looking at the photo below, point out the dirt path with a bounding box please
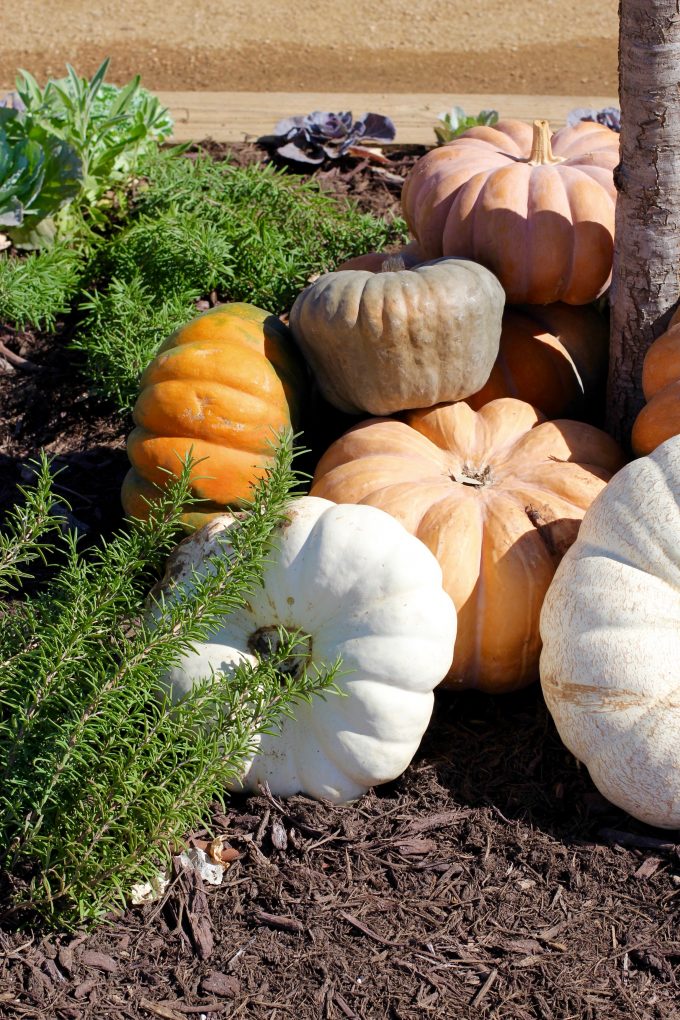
[2,0,618,93]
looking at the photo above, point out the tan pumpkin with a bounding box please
[631,308,680,456]
[289,256,505,416]
[466,302,609,419]
[122,302,305,529]
[310,398,625,693]
[401,118,619,305]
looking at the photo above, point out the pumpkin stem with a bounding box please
[528,120,563,166]
[379,254,409,273]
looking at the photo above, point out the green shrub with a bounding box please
[130,151,408,309]
[0,437,339,927]
[0,244,85,330]
[70,150,408,411]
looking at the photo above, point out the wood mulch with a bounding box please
[0,141,678,1020]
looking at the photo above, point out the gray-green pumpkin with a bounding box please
[289,256,505,415]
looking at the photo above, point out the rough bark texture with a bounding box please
[607,0,680,444]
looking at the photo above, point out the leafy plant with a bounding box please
[434,106,499,145]
[0,435,340,926]
[0,106,82,248]
[75,277,199,411]
[69,152,407,409]
[259,110,396,164]
[4,58,173,243]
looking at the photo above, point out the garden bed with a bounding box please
[0,139,678,1020]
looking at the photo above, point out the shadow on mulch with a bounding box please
[0,141,678,1020]
[0,690,678,1020]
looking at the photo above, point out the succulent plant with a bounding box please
[258,110,396,165]
[567,106,621,132]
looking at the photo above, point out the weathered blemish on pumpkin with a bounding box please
[524,503,561,557]
[543,678,644,711]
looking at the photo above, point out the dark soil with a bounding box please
[0,143,678,1020]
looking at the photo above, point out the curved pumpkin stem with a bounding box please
[528,119,564,166]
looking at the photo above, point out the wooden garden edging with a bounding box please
[155,92,619,144]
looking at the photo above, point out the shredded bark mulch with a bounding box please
[0,142,678,1020]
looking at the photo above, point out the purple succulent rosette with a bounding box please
[567,106,621,132]
[0,91,27,112]
[259,110,396,164]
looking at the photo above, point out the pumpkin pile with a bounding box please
[119,113,679,831]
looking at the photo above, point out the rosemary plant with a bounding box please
[0,434,339,927]
[0,244,86,330]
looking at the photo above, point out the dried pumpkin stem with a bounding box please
[528,119,564,166]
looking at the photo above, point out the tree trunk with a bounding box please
[607,0,680,444]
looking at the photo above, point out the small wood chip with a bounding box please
[394,837,438,856]
[73,978,98,1000]
[270,818,288,850]
[406,809,473,834]
[200,971,241,997]
[80,949,118,973]
[251,908,304,933]
[338,910,402,946]
[634,857,663,879]
[58,946,74,975]
[470,967,498,1007]
[334,991,360,1018]
[139,998,184,1020]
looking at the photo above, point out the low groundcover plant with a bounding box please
[0,434,339,927]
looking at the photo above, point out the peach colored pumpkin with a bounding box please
[631,308,680,456]
[466,302,609,419]
[401,118,619,305]
[122,302,305,529]
[310,398,625,693]
[334,239,424,273]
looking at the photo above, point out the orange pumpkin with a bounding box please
[122,302,305,528]
[401,118,619,305]
[310,398,625,693]
[631,308,680,456]
[466,302,609,420]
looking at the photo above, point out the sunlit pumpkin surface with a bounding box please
[122,302,305,526]
[311,397,624,693]
[402,119,619,305]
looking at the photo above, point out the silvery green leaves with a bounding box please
[434,107,499,145]
[260,110,396,164]
[1,58,174,247]
[0,107,82,248]
[567,106,621,132]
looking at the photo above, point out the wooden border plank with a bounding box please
[155,92,618,144]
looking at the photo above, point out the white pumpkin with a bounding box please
[157,495,457,803]
[539,436,680,828]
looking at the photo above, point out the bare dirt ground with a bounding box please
[2,0,618,94]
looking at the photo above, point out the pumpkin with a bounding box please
[310,398,625,693]
[155,496,457,803]
[289,256,505,416]
[631,307,680,456]
[466,302,609,420]
[540,436,680,829]
[401,118,619,305]
[334,239,424,273]
[122,302,306,529]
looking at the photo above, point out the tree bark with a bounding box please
[607,0,680,444]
